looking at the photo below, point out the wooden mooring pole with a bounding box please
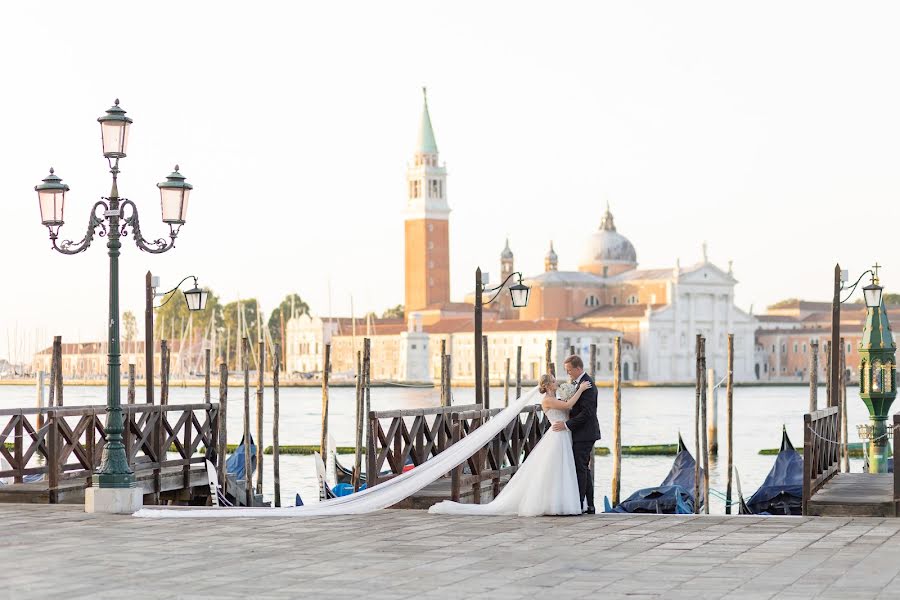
[700,337,709,514]
[545,339,553,376]
[160,340,169,406]
[824,340,832,415]
[504,358,510,407]
[319,344,331,456]
[256,341,265,496]
[725,334,734,514]
[364,338,371,460]
[612,336,622,506]
[694,334,701,514]
[352,350,364,492]
[127,364,136,404]
[273,345,282,507]
[36,370,45,430]
[482,335,490,410]
[243,337,252,506]
[589,343,597,379]
[440,339,446,406]
[841,337,849,472]
[217,359,228,494]
[515,346,522,399]
[809,341,819,413]
[707,366,718,457]
[50,336,62,406]
[204,348,211,403]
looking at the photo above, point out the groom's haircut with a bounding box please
[564,355,583,369]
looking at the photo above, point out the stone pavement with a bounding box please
[5,505,900,599]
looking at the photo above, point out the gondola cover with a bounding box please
[744,428,802,516]
[608,434,705,514]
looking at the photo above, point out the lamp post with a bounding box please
[145,274,209,404]
[854,268,895,473]
[35,100,193,513]
[474,268,530,407]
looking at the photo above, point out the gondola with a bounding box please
[605,434,705,514]
[740,427,802,516]
[315,451,365,500]
[225,435,257,481]
[334,452,415,485]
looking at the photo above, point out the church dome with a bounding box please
[579,205,637,276]
[500,238,513,260]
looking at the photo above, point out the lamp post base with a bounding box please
[85,487,143,514]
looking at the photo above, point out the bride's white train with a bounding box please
[134,386,542,519]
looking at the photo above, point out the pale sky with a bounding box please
[3,1,900,361]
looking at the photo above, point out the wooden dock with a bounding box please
[803,408,900,517]
[0,402,219,505]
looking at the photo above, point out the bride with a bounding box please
[428,374,591,517]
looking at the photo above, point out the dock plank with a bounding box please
[807,473,897,517]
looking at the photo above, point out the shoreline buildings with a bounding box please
[285,90,758,384]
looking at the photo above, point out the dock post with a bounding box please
[824,340,832,416]
[515,346,522,400]
[589,343,597,379]
[612,336,621,507]
[256,341,265,496]
[707,367,718,456]
[440,339,447,406]
[840,338,849,472]
[482,335,490,410]
[504,358,510,407]
[127,364,136,404]
[694,334,701,514]
[50,336,62,406]
[364,338,371,453]
[545,339,553,377]
[445,354,452,405]
[700,338,709,514]
[809,341,819,413]
[319,344,331,456]
[273,345,281,507]
[353,351,364,492]
[161,340,169,406]
[36,371,45,430]
[217,359,228,496]
[451,414,461,501]
[204,348,211,403]
[725,334,734,514]
[243,337,252,506]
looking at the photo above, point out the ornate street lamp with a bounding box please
[35,99,193,513]
[854,268,895,473]
[474,268,530,408]
[154,276,209,312]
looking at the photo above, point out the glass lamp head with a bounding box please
[864,283,883,308]
[157,165,192,224]
[183,283,208,311]
[509,276,531,308]
[35,168,69,227]
[97,99,133,159]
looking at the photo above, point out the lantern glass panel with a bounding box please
[101,120,130,158]
[160,187,190,224]
[183,286,206,311]
[38,189,65,225]
[864,285,883,308]
[873,359,882,392]
[510,284,530,308]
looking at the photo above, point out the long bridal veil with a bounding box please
[134,386,541,518]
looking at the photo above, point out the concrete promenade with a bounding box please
[5,505,900,599]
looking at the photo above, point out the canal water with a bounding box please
[0,384,869,512]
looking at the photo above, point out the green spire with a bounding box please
[417,87,438,155]
[862,300,895,351]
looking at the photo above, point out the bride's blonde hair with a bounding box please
[539,374,555,394]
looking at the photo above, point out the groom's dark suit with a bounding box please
[565,372,601,511]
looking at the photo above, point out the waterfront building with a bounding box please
[32,341,183,381]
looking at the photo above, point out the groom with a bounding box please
[551,355,601,514]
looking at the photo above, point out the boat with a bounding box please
[315,451,365,500]
[225,435,257,481]
[740,427,802,516]
[334,452,415,485]
[605,434,705,514]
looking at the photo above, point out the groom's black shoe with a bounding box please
[583,507,596,515]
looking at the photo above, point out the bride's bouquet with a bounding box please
[558,381,576,401]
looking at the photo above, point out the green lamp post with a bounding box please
[857,267,895,473]
[35,100,192,512]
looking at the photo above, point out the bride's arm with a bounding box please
[541,382,592,411]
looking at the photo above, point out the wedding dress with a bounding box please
[134,386,544,519]
[428,406,581,517]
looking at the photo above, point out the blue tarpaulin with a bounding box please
[742,428,802,516]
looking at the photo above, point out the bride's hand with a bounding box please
[578,381,591,392]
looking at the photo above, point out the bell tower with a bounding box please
[405,88,450,312]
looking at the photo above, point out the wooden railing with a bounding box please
[450,405,549,502]
[365,402,550,503]
[802,405,840,515]
[366,403,480,488]
[0,403,218,503]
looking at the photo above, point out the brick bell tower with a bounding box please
[405,88,450,312]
